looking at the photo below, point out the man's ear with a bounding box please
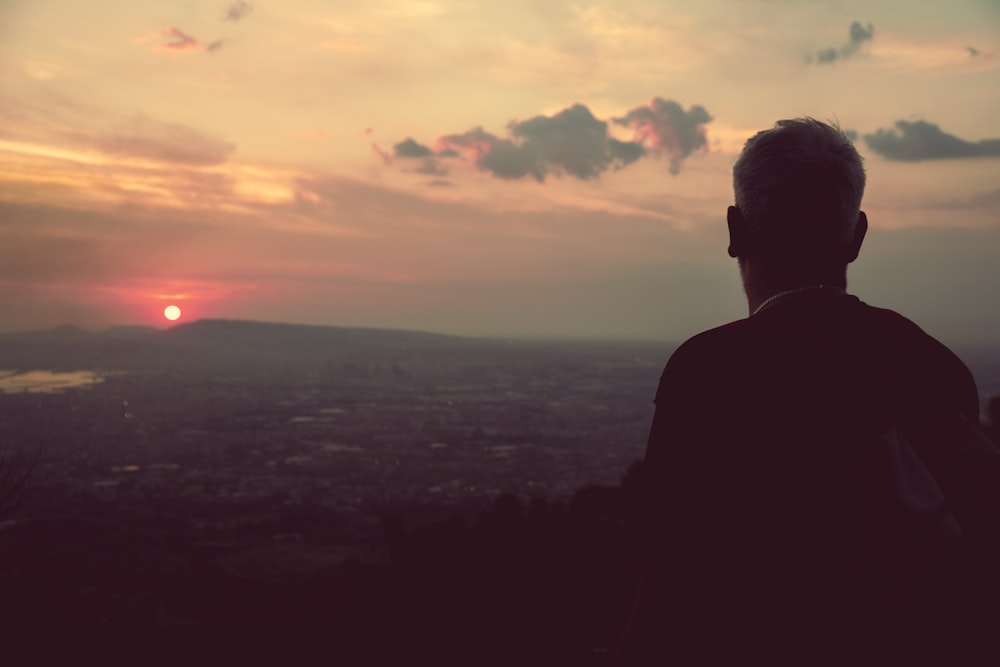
[727,206,746,258]
[845,211,868,263]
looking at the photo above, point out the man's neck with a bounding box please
[749,284,847,316]
[741,259,848,316]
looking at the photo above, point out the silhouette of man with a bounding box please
[617,118,990,664]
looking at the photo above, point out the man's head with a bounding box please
[728,118,867,289]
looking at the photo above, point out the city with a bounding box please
[0,320,672,657]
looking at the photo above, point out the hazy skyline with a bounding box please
[1,0,999,345]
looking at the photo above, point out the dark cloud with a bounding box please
[394,138,434,158]
[809,21,874,65]
[161,27,200,51]
[434,127,543,180]
[510,104,645,179]
[614,98,712,175]
[432,127,532,180]
[97,115,235,165]
[849,21,874,45]
[414,159,449,177]
[224,1,254,22]
[479,135,546,181]
[206,39,225,52]
[397,101,706,183]
[815,48,839,65]
[967,46,980,57]
[863,120,1000,161]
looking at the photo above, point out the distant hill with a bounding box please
[162,319,464,349]
[0,319,674,375]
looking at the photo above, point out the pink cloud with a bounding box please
[615,98,712,174]
[159,27,200,52]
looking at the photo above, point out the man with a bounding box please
[617,118,992,664]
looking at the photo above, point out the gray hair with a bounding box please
[733,118,865,246]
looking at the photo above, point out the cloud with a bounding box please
[509,104,645,179]
[849,21,874,46]
[809,21,874,65]
[96,115,235,165]
[390,143,451,176]
[863,120,1000,161]
[967,46,980,57]
[436,127,542,181]
[206,39,225,52]
[395,101,710,183]
[160,27,200,52]
[394,138,434,158]
[371,143,391,166]
[414,159,448,177]
[613,98,712,175]
[224,1,254,23]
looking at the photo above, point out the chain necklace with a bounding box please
[751,284,845,316]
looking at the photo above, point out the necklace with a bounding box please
[751,284,845,316]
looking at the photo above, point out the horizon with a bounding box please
[0,315,681,345]
[1,1,998,347]
[6,316,1000,359]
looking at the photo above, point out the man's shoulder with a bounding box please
[662,296,978,419]
[672,298,936,356]
[661,296,958,384]
[663,319,747,373]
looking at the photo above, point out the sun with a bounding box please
[163,305,182,321]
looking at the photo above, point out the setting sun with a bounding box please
[163,305,182,321]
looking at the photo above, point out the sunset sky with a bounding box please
[1,0,998,345]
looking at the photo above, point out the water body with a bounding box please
[0,370,106,394]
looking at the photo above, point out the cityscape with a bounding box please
[0,320,675,656]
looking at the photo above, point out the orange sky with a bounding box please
[1,0,999,344]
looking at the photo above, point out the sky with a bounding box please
[1,0,999,346]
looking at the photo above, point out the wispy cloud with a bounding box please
[808,21,874,65]
[97,115,235,166]
[393,98,711,182]
[371,142,391,166]
[155,3,253,55]
[863,120,1000,161]
[224,1,254,23]
[159,27,200,52]
[869,36,997,74]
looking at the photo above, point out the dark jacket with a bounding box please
[619,292,990,664]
